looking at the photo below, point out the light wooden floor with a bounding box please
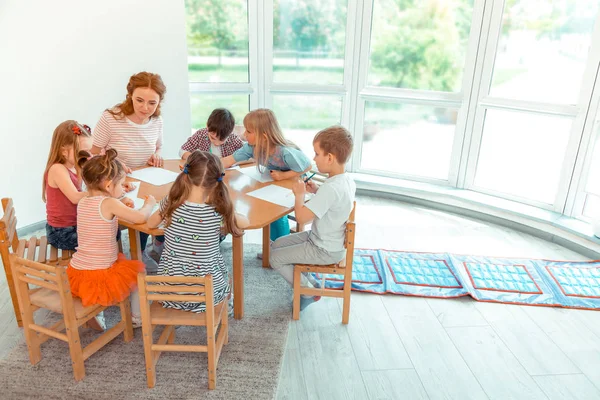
[271,196,600,400]
[2,195,600,399]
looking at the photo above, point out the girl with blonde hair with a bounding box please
[222,109,311,242]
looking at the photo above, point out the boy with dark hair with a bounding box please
[269,125,356,311]
[180,108,244,160]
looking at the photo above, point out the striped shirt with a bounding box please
[70,196,118,271]
[93,109,163,169]
[158,197,229,313]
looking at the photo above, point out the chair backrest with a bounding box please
[0,198,19,254]
[138,273,216,317]
[342,202,357,267]
[10,239,73,309]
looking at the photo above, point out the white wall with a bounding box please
[0,0,191,228]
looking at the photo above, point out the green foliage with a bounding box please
[370,0,470,92]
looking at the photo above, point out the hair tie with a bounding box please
[217,172,225,182]
[183,164,189,174]
[72,126,82,135]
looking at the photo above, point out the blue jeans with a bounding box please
[46,224,78,251]
[46,224,122,251]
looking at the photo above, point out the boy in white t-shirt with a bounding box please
[269,126,356,311]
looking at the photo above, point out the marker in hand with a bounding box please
[303,172,316,183]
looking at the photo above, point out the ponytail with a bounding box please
[209,174,242,237]
[161,173,193,227]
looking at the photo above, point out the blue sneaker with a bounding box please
[299,296,321,311]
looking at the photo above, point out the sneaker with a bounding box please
[88,312,106,332]
[299,296,321,311]
[131,315,143,329]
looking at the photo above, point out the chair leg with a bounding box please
[168,329,175,344]
[341,268,352,325]
[1,250,22,327]
[119,298,133,342]
[64,313,85,380]
[15,280,41,364]
[140,310,156,388]
[207,326,217,389]
[222,306,229,345]
[292,267,301,320]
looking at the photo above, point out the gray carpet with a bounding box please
[0,241,292,400]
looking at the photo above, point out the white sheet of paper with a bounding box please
[123,186,159,213]
[247,185,312,208]
[238,166,274,183]
[128,167,179,186]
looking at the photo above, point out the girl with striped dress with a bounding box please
[147,150,246,313]
[67,149,156,327]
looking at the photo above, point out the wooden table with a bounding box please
[119,160,296,319]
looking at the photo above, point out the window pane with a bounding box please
[185,0,249,83]
[272,95,343,157]
[189,94,249,130]
[491,0,598,104]
[360,102,457,180]
[368,0,474,91]
[273,0,347,85]
[474,109,572,204]
[582,118,600,217]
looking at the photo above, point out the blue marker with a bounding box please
[303,172,316,183]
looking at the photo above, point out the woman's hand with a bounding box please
[122,182,136,193]
[148,153,164,167]
[120,197,134,208]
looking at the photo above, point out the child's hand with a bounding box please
[305,180,319,194]
[144,195,157,208]
[120,197,134,208]
[269,170,284,181]
[122,182,136,193]
[147,153,164,167]
[292,179,306,197]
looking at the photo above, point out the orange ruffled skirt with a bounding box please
[67,253,144,307]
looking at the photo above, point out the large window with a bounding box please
[273,95,342,157]
[368,0,474,92]
[189,94,250,129]
[183,0,600,226]
[490,0,599,104]
[473,110,572,204]
[360,102,458,180]
[185,0,249,83]
[273,0,347,85]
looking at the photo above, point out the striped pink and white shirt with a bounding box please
[70,196,118,271]
[93,109,163,169]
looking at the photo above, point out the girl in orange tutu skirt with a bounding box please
[68,149,156,327]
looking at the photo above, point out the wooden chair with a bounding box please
[138,273,229,389]
[0,198,73,327]
[293,203,356,324]
[10,239,133,381]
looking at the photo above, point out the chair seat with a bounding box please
[29,288,102,319]
[150,301,225,327]
[295,262,347,275]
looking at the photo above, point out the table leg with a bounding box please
[128,228,143,261]
[262,225,270,268]
[233,234,244,319]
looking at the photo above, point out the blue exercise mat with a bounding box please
[311,249,600,309]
